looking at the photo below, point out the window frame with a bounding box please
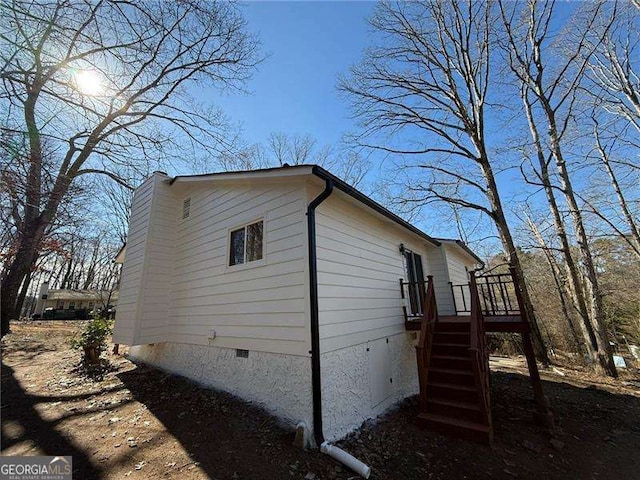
[226,217,266,271]
[402,246,426,317]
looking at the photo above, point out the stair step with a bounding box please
[434,332,470,344]
[431,355,472,370]
[434,321,471,333]
[427,381,475,391]
[427,381,479,402]
[426,397,483,422]
[427,397,480,410]
[416,412,492,444]
[430,367,473,375]
[432,343,470,357]
[429,368,474,386]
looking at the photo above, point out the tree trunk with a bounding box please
[1,226,45,336]
[478,159,551,365]
[61,255,74,290]
[16,269,34,320]
[528,217,586,355]
[543,100,618,377]
[597,136,640,258]
[521,96,599,364]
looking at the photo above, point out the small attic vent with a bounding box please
[182,197,191,219]
[236,349,249,358]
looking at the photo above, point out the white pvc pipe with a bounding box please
[320,441,371,479]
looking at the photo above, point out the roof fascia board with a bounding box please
[169,165,314,185]
[310,166,440,247]
[165,164,440,248]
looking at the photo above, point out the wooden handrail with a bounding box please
[415,275,438,409]
[451,271,521,316]
[469,272,492,428]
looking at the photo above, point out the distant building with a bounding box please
[33,282,118,317]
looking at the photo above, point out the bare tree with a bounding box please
[498,0,617,376]
[586,1,640,135]
[340,1,550,362]
[587,119,640,258]
[524,212,585,355]
[581,2,640,257]
[0,0,260,335]
[101,179,135,245]
[267,132,326,166]
[216,131,371,188]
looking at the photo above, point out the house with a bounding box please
[33,282,118,318]
[113,165,483,444]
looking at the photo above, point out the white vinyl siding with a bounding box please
[167,182,309,356]
[114,173,170,344]
[425,246,456,316]
[443,244,474,315]
[314,190,435,353]
[137,177,175,343]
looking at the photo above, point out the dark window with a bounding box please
[404,250,425,316]
[246,221,263,262]
[229,220,263,266]
[229,228,245,265]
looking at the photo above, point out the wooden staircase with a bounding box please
[410,274,493,444]
[401,267,553,444]
[417,317,492,443]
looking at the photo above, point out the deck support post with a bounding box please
[522,331,554,430]
[509,266,554,431]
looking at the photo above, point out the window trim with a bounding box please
[226,217,266,271]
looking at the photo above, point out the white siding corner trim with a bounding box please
[114,172,174,345]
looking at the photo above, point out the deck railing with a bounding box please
[468,272,492,429]
[413,276,438,409]
[450,269,521,316]
[399,278,427,321]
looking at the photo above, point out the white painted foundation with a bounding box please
[128,332,418,442]
[129,343,314,429]
[320,332,419,441]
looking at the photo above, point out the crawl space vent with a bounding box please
[236,349,249,358]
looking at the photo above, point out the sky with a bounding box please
[194,1,615,250]
[210,1,376,150]
[204,1,488,243]
[205,1,489,243]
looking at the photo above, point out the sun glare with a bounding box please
[74,70,103,96]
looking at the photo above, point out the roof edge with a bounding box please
[311,166,440,247]
[162,164,440,248]
[168,164,313,185]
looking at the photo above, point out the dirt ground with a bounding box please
[2,321,640,480]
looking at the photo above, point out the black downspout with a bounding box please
[307,178,334,447]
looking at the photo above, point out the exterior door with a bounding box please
[368,337,393,407]
[404,250,425,316]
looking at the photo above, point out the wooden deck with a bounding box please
[405,314,530,333]
[401,271,552,444]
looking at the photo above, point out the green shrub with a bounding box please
[71,318,113,364]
